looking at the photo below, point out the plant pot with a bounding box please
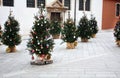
[116,40,120,46]
[6,46,16,53]
[66,42,75,49]
[30,54,53,65]
[92,34,96,38]
[52,34,60,39]
[39,54,51,61]
[81,38,88,42]
[74,41,78,46]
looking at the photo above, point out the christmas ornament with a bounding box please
[32,55,34,60]
[38,42,40,45]
[41,45,43,49]
[37,23,40,25]
[41,24,43,26]
[74,36,76,38]
[32,50,35,53]
[44,21,46,23]
[40,54,45,60]
[46,44,49,48]
[45,54,51,60]
[7,20,11,25]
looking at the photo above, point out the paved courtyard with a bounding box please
[0,30,120,78]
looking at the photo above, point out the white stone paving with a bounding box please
[0,30,120,78]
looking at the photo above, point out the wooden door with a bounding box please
[51,12,61,21]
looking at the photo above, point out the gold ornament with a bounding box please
[45,54,51,60]
[69,21,71,24]
[7,20,11,25]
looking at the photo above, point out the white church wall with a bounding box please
[64,0,103,29]
[0,0,103,36]
[0,0,38,35]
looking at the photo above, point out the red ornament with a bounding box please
[40,54,45,59]
[32,55,34,60]
[34,32,36,35]
[32,50,35,53]
[39,15,44,19]
[46,44,49,48]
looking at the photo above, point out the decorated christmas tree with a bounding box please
[61,12,78,49]
[27,4,54,65]
[50,20,61,39]
[2,10,21,52]
[114,18,120,46]
[77,14,92,42]
[89,14,98,38]
[0,25,2,45]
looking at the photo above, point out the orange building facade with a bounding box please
[102,0,120,29]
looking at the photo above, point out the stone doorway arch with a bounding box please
[46,0,67,23]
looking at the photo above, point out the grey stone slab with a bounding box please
[0,30,120,78]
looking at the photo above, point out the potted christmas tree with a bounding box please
[2,10,21,52]
[114,18,120,46]
[27,4,54,65]
[77,14,92,42]
[89,14,98,38]
[61,12,78,49]
[50,20,61,39]
[0,25,2,45]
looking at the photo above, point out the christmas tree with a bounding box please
[114,18,120,46]
[50,20,61,39]
[89,14,98,38]
[77,14,92,42]
[0,25,2,45]
[27,4,54,65]
[2,10,21,52]
[61,12,78,49]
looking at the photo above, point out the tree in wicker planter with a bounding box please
[89,15,98,38]
[61,18,78,49]
[50,20,61,39]
[77,15,92,42]
[27,5,54,65]
[2,10,21,53]
[114,19,120,46]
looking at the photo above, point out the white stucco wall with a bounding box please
[0,0,38,35]
[0,0,103,36]
[91,0,103,30]
[64,0,103,30]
